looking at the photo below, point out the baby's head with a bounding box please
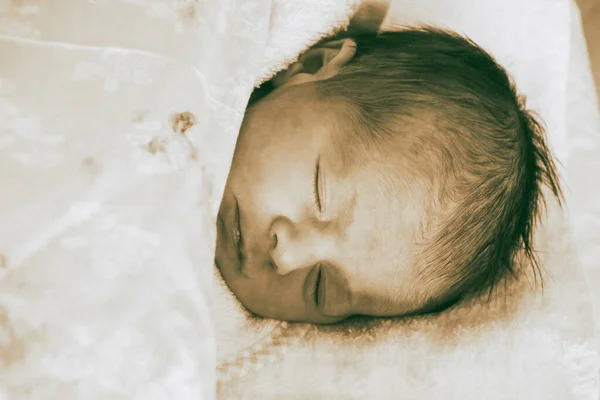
[214,28,562,324]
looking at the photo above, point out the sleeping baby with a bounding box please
[214,27,562,324]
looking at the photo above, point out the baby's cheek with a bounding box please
[230,276,270,315]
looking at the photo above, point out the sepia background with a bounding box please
[575,0,600,346]
[579,0,599,104]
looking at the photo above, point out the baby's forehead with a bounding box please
[251,84,430,187]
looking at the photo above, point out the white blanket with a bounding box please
[0,1,271,399]
[0,1,599,399]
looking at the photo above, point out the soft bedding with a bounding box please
[0,1,271,399]
[0,1,599,400]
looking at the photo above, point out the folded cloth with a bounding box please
[213,1,600,399]
[0,1,272,399]
[255,0,360,86]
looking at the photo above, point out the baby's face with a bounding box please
[215,85,427,323]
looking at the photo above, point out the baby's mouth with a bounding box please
[215,196,246,278]
[233,196,244,269]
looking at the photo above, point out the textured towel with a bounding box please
[255,0,360,86]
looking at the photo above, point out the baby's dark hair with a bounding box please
[315,27,563,307]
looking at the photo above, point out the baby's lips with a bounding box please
[320,266,351,317]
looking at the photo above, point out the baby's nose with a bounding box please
[268,216,324,275]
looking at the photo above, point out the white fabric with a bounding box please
[0,1,271,399]
[255,0,360,86]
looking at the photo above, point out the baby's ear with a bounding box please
[272,38,357,88]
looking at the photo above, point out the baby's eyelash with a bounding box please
[314,265,322,308]
[312,158,321,213]
[308,264,323,308]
